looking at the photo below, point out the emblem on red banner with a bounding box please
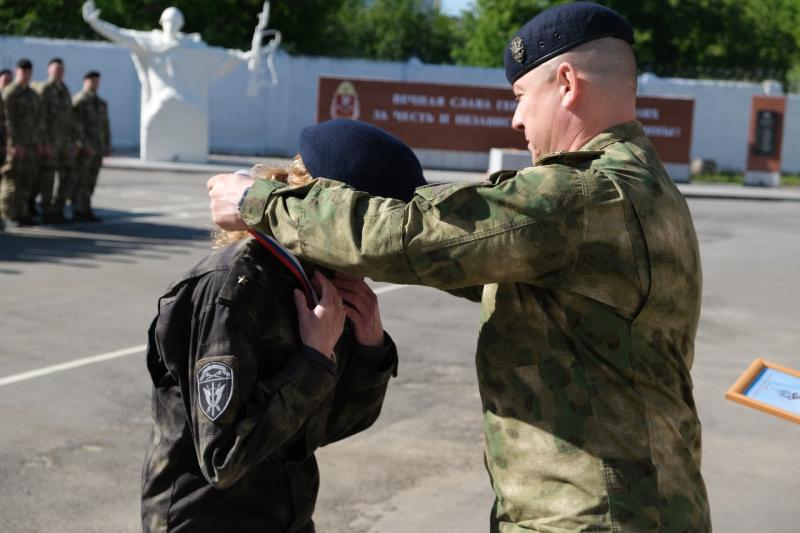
[330,81,361,120]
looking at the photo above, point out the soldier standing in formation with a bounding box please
[35,58,76,224]
[208,3,710,531]
[0,69,10,230]
[72,70,109,223]
[1,59,42,227]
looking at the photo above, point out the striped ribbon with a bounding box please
[233,169,319,308]
[248,230,319,308]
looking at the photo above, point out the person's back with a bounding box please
[144,120,426,532]
[143,237,397,532]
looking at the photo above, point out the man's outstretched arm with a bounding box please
[207,169,587,289]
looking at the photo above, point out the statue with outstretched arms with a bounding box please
[81,1,281,162]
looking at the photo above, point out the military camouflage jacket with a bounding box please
[142,238,398,532]
[240,122,710,532]
[37,79,75,147]
[73,88,110,153]
[0,97,5,156]
[2,82,42,148]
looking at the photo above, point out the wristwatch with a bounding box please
[234,169,252,213]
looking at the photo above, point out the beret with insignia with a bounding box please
[504,2,634,84]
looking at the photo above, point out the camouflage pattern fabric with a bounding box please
[1,83,41,221]
[36,79,76,215]
[0,95,6,165]
[142,237,398,532]
[240,121,710,532]
[0,95,5,227]
[72,88,109,214]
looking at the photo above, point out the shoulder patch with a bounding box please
[197,359,235,422]
[535,150,605,166]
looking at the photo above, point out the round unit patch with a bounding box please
[197,361,234,422]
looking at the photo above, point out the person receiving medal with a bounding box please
[141,119,426,532]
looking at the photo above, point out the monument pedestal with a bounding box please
[744,170,781,187]
[745,95,786,188]
[140,93,209,162]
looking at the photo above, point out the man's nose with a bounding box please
[511,106,524,131]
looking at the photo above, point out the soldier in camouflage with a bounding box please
[72,70,110,223]
[143,120,425,531]
[0,68,10,230]
[0,69,11,165]
[35,58,77,224]
[208,4,710,531]
[1,59,43,226]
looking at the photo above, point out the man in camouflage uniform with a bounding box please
[0,68,11,229]
[208,4,710,531]
[35,58,77,224]
[72,70,110,223]
[1,59,43,226]
[0,69,11,164]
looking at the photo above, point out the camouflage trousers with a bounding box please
[1,149,38,221]
[36,143,76,216]
[73,153,103,214]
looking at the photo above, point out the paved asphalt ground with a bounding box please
[1,165,798,532]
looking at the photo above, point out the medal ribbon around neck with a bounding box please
[248,230,319,308]
[233,168,319,308]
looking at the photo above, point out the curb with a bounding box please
[102,156,800,203]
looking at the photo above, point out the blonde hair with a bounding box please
[212,155,313,247]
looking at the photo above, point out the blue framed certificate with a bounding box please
[726,358,800,424]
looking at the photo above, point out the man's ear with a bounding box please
[556,62,579,108]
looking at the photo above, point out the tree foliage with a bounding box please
[1,0,799,89]
[452,0,559,67]
[0,0,454,63]
[453,0,800,88]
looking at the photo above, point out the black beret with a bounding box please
[504,2,634,84]
[48,57,63,65]
[16,58,32,69]
[84,70,101,79]
[299,119,427,203]
[0,69,11,77]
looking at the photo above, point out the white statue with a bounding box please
[82,1,281,162]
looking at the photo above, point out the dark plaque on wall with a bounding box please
[754,110,778,156]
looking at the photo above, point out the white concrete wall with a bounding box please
[636,74,796,172]
[0,35,140,150]
[2,34,798,173]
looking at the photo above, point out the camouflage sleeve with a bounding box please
[100,100,110,153]
[72,98,85,146]
[441,286,484,303]
[187,296,337,490]
[0,102,5,153]
[321,333,398,445]
[5,93,20,142]
[40,86,53,146]
[240,166,587,289]
[34,93,45,146]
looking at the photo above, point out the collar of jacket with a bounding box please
[579,120,644,152]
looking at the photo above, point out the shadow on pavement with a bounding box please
[0,207,212,272]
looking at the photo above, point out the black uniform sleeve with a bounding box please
[322,332,398,445]
[188,297,337,490]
